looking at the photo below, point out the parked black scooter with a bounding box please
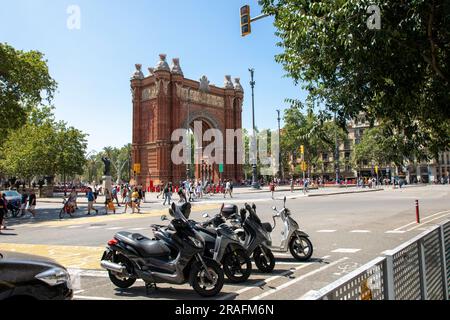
[100,202,224,297]
[153,203,252,283]
[229,203,276,273]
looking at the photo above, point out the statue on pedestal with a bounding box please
[102,157,111,176]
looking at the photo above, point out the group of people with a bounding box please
[86,185,145,215]
[0,189,37,234]
[155,179,235,206]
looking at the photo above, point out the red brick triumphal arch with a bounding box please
[131,54,244,187]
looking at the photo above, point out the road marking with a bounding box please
[250,257,349,300]
[331,248,361,254]
[130,228,147,231]
[73,290,85,295]
[217,255,330,300]
[0,243,104,270]
[406,212,450,231]
[106,227,122,230]
[67,225,83,229]
[385,231,407,234]
[87,226,103,229]
[316,230,337,233]
[393,210,450,231]
[350,230,371,233]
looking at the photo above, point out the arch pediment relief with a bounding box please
[176,84,224,108]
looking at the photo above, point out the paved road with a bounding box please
[1,185,449,300]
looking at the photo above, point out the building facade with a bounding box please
[311,114,450,183]
[130,54,244,187]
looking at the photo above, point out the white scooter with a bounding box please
[268,197,313,261]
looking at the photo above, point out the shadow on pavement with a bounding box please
[113,285,212,300]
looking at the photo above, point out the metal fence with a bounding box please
[302,220,450,300]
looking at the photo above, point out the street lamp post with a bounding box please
[277,109,282,180]
[249,68,260,189]
[186,88,191,181]
[334,112,340,185]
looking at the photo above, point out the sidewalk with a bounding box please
[38,186,385,204]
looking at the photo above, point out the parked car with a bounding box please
[0,251,73,300]
[1,190,22,207]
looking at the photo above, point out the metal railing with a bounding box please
[301,220,450,300]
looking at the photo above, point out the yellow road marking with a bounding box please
[0,243,104,270]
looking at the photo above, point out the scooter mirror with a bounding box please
[161,215,168,221]
[284,196,287,207]
[252,204,257,210]
[202,213,209,219]
[272,206,277,211]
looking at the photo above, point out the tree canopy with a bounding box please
[0,108,88,183]
[0,43,57,138]
[260,0,450,158]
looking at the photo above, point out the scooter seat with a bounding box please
[115,232,171,258]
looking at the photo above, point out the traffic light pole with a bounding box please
[251,14,269,22]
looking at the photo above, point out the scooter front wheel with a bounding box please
[253,246,275,273]
[190,260,224,297]
[289,234,313,261]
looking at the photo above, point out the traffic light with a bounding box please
[240,5,251,37]
[301,162,307,172]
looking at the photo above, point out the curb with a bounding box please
[307,189,384,197]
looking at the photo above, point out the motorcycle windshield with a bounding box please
[171,203,205,244]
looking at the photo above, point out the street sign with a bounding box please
[219,164,224,173]
[133,163,141,174]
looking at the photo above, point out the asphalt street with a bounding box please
[1,185,449,300]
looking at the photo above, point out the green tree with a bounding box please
[282,103,346,177]
[352,126,404,171]
[0,109,87,185]
[54,122,88,185]
[0,43,57,138]
[260,0,450,158]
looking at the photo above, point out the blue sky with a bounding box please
[0,0,307,151]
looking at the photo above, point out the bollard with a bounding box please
[415,200,420,224]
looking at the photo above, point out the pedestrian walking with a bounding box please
[27,190,37,218]
[19,190,28,217]
[104,189,116,215]
[270,180,276,199]
[86,187,98,215]
[303,178,309,194]
[224,180,233,198]
[156,182,164,199]
[111,186,121,207]
[121,186,127,204]
[123,188,132,213]
[163,183,172,206]
[0,192,7,233]
[131,188,141,213]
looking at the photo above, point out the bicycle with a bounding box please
[59,198,75,219]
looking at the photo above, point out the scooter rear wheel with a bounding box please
[253,246,275,273]
[108,254,136,289]
[222,249,252,283]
